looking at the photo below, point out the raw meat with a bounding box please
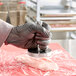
[15,54,59,71]
[0,43,76,76]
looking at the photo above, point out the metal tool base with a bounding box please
[28,48,52,57]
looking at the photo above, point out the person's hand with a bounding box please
[6,22,52,49]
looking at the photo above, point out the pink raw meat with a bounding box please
[15,54,59,71]
[0,43,76,76]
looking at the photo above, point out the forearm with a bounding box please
[0,19,13,47]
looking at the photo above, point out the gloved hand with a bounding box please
[6,22,52,49]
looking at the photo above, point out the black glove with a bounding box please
[6,22,52,49]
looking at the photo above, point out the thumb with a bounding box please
[42,22,51,32]
[34,23,50,38]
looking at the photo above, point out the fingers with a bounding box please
[38,45,47,50]
[35,31,52,50]
[23,22,52,38]
[36,40,51,50]
[37,40,51,46]
[35,22,52,38]
[36,25,50,38]
[30,23,50,38]
[37,21,51,31]
[42,22,51,32]
[35,33,52,40]
[36,37,51,50]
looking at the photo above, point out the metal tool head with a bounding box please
[28,48,52,58]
